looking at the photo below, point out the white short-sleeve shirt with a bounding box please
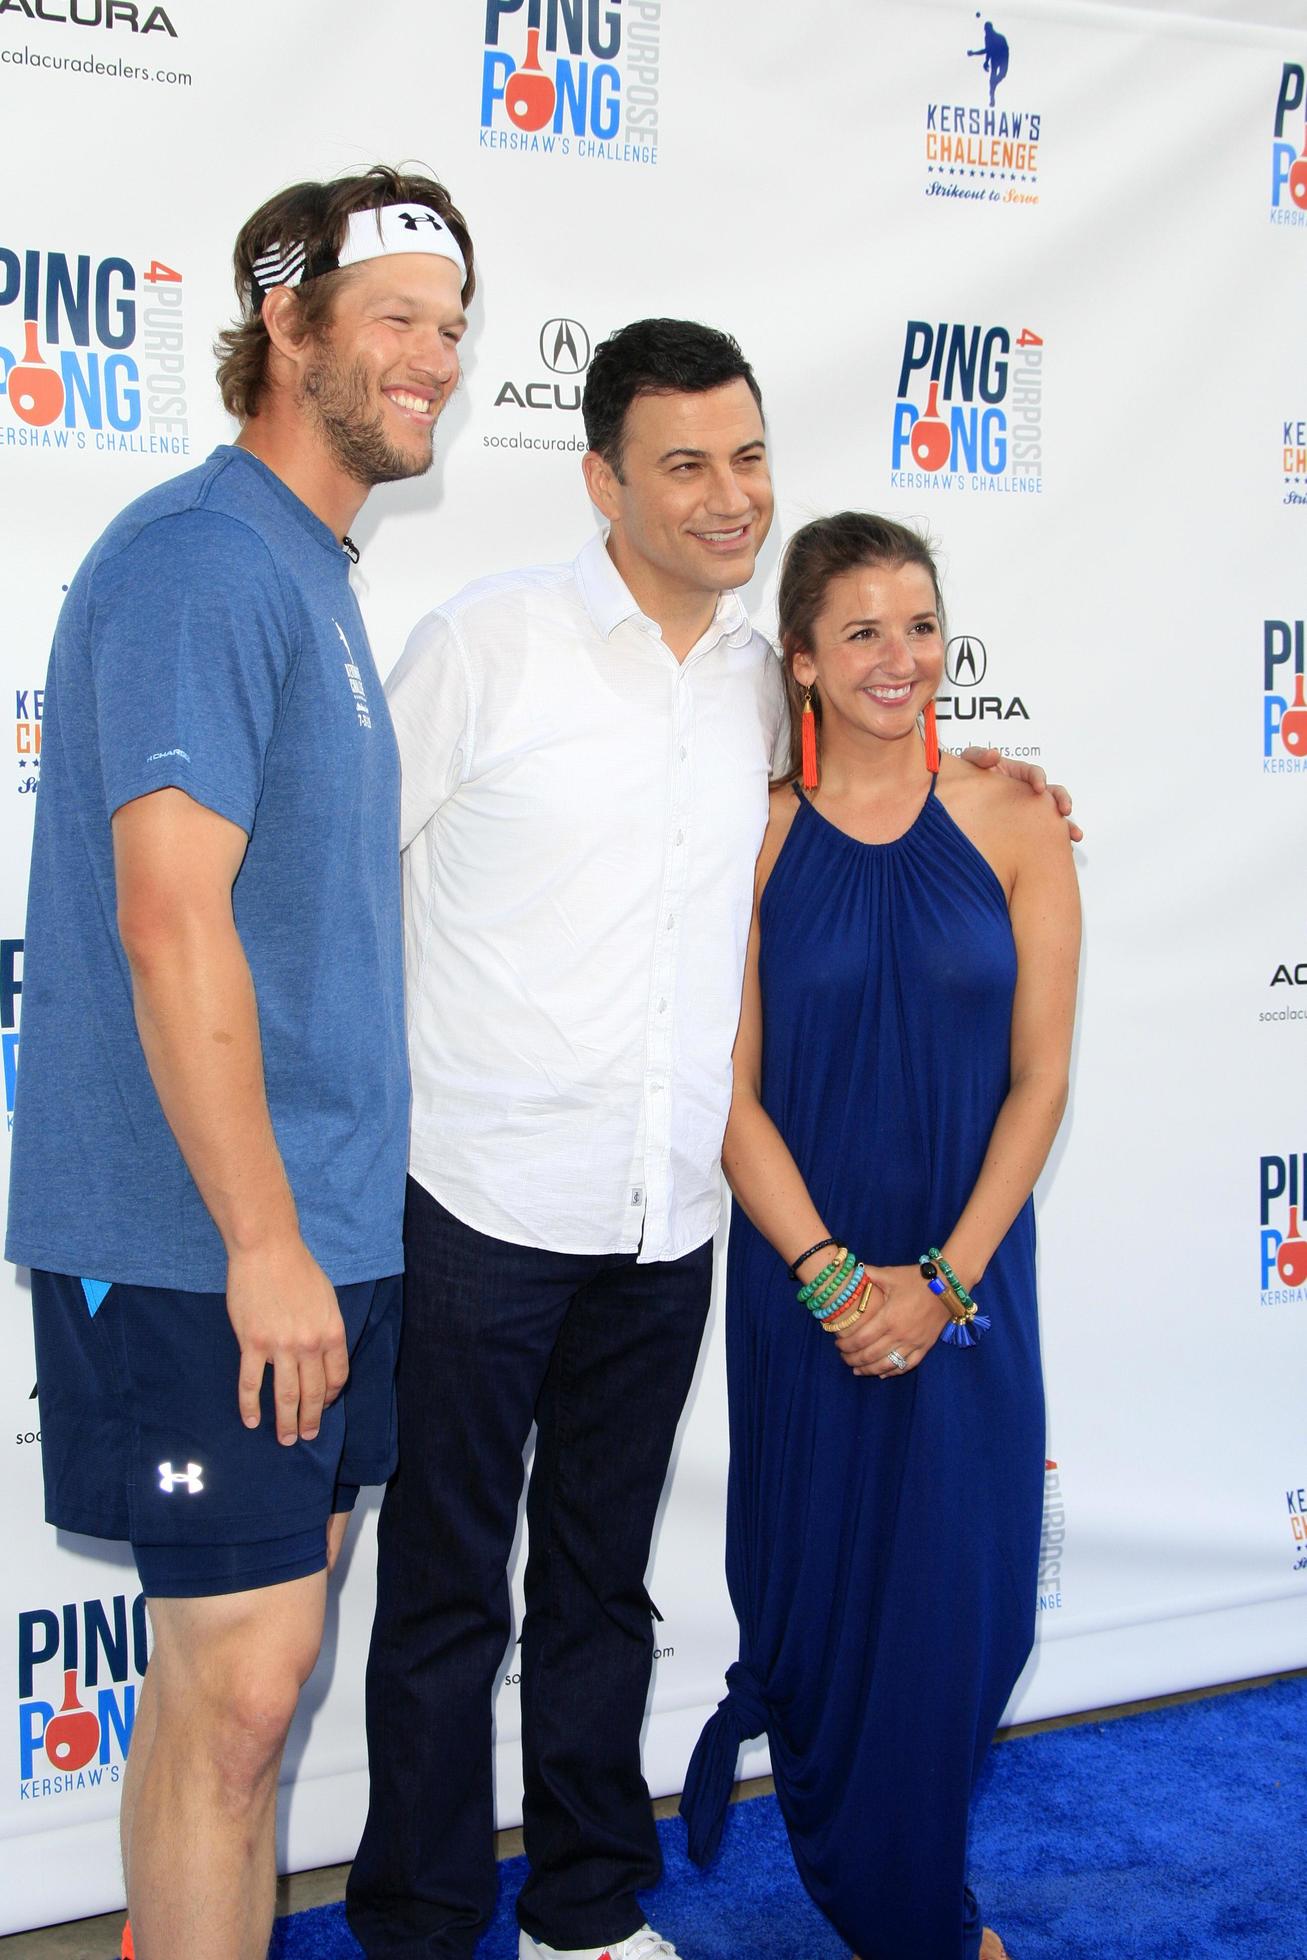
[389,532,786,1263]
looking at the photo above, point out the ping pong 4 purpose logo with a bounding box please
[479,0,660,165]
[890,318,1044,494]
[1261,618,1307,772]
[1037,1460,1065,1614]
[17,1593,147,1800]
[1271,62,1307,225]
[0,244,190,457]
[1259,1153,1307,1304]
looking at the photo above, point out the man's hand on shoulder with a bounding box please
[960,745,1083,843]
[227,1234,349,1445]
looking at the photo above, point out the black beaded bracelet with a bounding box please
[787,1236,839,1283]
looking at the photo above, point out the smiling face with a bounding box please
[791,558,945,751]
[298,253,467,486]
[583,377,774,620]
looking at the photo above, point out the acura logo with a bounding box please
[945,635,988,687]
[539,317,591,374]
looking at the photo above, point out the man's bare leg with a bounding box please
[118,1659,157,1890]
[125,1568,328,1960]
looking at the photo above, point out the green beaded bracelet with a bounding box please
[798,1251,852,1305]
[814,1263,866,1319]
[796,1255,842,1305]
[808,1253,856,1311]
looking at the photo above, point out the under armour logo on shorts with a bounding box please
[158,1461,204,1495]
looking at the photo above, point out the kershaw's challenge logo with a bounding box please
[15,683,40,794]
[1262,619,1307,772]
[1259,1153,1307,1302]
[1288,1483,1307,1574]
[891,320,1043,493]
[1283,419,1306,507]
[924,12,1041,207]
[1271,62,1307,225]
[18,1594,147,1800]
[0,246,189,457]
[479,0,660,165]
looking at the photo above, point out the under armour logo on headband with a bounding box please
[399,210,444,231]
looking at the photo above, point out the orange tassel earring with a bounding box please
[923,698,940,774]
[801,687,819,790]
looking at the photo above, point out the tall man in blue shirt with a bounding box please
[6,167,473,1960]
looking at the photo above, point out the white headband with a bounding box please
[250,202,467,303]
[337,205,467,281]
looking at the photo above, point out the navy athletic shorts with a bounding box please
[31,1269,401,1599]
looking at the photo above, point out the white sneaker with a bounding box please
[519,1926,683,1960]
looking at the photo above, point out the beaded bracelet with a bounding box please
[919,1249,992,1348]
[823,1281,873,1334]
[806,1253,856,1312]
[788,1236,839,1283]
[797,1253,847,1305]
[813,1264,866,1319]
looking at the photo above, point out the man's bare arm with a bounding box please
[113,787,348,1444]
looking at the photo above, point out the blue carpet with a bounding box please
[270,1674,1307,1958]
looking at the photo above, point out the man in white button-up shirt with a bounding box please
[348,321,779,1960]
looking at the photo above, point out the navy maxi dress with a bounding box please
[682,779,1045,1960]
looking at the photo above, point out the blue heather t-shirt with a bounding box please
[6,446,408,1291]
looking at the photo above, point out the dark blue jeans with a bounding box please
[347,1179,713,1959]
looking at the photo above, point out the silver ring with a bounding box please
[886,1349,907,1372]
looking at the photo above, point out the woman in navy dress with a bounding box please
[681,515,1080,1960]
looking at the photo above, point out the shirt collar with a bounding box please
[574,531,753,654]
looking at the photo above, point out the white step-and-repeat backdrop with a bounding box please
[2,0,1305,1932]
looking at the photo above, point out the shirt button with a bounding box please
[658,997,667,1012]
[679,745,688,761]
[666,914,675,930]
[675,830,684,846]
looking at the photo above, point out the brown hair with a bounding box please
[214,165,475,420]
[774,512,946,781]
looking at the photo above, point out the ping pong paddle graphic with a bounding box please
[911,380,952,471]
[507,29,556,132]
[1279,672,1307,756]
[1277,1204,1307,1286]
[1290,126,1307,211]
[41,1670,101,1772]
[8,320,65,427]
